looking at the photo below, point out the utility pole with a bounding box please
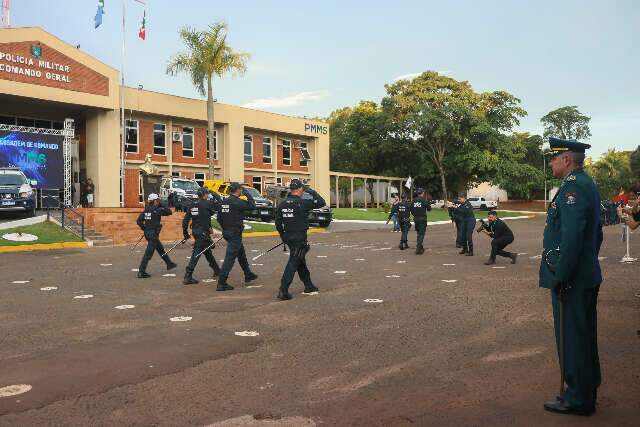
[1,0,11,28]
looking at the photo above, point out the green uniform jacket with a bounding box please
[539,168,603,289]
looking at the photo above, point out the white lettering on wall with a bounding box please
[0,49,72,84]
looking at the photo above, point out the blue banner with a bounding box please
[0,130,64,188]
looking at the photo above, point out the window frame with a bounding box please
[299,141,309,166]
[252,176,263,193]
[244,134,253,163]
[194,172,206,187]
[181,126,194,158]
[282,139,291,166]
[125,119,139,154]
[172,171,180,178]
[138,171,144,203]
[153,123,166,156]
[262,137,272,164]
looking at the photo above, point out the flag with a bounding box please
[138,10,146,40]
[94,0,104,29]
[404,176,413,189]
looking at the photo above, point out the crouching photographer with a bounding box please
[477,211,517,265]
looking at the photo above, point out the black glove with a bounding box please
[183,232,190,241]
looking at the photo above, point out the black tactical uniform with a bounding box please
[217,184,257,289]
[275,180,326,300]
[136,195,177,278]
[479,216,517,264]
[410,190,431,254]
[452,202,463,248]
[388,198,412,249]
[456,199,476,255]
[182,189,221,285]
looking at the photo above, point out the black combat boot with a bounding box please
[459,246,467,255]
[183,272,198,285]
[466,245,474,256]
[484,257,496,265]
[216,277,234,291]
[510,253,518,264]
[244,272,258,284]
[277,288,292,300]
[166,261,177,271]
[416,246,424,255]
[137,271,151,278]
[303,284,319,294]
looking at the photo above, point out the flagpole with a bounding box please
[120,0,126,207]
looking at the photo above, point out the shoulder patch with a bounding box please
[566,175,577,182]
[565,192,577,205]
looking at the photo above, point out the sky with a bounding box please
[9,0,640,159]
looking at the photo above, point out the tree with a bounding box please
[587,149,634,199]
[382,71,526,200]
[540,106,592,140]
[630,145,640,179]
[167,22,249,177]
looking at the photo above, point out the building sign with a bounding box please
[0,41,109,96]
[305,123,328,135]
[0,130,64,188]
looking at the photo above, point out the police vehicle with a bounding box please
[467,197,498,210]
[203,180,275,222]
[0,167,37,217]
[159,177,200,211]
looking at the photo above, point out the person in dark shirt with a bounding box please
[216,183,258,290]
[477,211,517,265]
[275,179,326,300]
[182,188,222,285]
[456,194,476,256]
[410,188,431,254]
[387,194,412,250]
[135,193,177,278]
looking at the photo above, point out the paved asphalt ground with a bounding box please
[0,217,638,426]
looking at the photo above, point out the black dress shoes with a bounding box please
[543,400,594,416]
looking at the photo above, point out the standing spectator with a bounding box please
[80,179,87,208]
[85,178,95,208]
[390,193,400,232]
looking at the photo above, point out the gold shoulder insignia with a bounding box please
[566,175,577,182]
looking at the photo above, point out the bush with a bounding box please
[382,202,391,213]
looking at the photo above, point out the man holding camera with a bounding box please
[539,137,603,417]
[216,183,258,291]
[477,211,517,265]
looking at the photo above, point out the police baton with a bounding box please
[252,241,285,261]
[161,238,188,258]
[130,233,144,251]
[193,235,224,259]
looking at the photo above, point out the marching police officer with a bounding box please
[411,188,431,254]
[456,194,476,256]
[540,137,603,416]
[275,179,326,300]
[182,188,221,285]
[136,193,177,278]
[477,211,517,265]
[217,183,258,291]
[387,194,412,250]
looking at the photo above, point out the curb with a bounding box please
[0,241,89,253]
[242,228,326,238]
[332,216,534,225]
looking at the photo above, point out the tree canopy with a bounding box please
[541,106,592,140]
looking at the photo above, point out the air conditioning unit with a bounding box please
[172,131,183,143]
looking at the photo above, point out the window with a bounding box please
[262,137,272,164]
[194,172,206,187]
[52,121,64,130]
[125,119,139,153]
[153,123,166,156]
[172,171,180,177]
[0,116,15,125]
[244,134,253,162]
[34,119,51,129]
[276,177,282,186]
[299,142,309,166]
[282,139,291,166]
[207,129,217,160]
[138,172,143,203]
[252,176,262,193]
[182,127,194,157]
[17,117,35,127]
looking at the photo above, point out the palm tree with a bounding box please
[167,22,250,178]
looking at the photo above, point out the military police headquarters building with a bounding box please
[0,27,330,207]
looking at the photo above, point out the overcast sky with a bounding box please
[10,0,640,159]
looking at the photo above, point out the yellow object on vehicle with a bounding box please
[203,179,250,200]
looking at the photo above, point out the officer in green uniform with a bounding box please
[540,137,603,416]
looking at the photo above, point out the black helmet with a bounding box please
[289,179,304,190]
[228,182,242,193]
[197,187,208,197]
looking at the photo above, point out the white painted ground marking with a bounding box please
[251,263,264,266]
[530,255,542,259]
[361,246,375,249]
[364,299,383,303]
[441,280,457,283]
[186,257,191,260]
[334,271,347,274]
[100,263,112,267]
[372,247,392,251]
[136,250,142,253]
[246,285,263,288]
[115,305,135,310]
[397,260,406,264]
[201,279,216,283]
[40,287,57,291]
[341,245,357,248]
[251,249,259,252]
[317,255,328,258]
[131,268,139,272]
[74,294,94,299]
[11,280,29,284]
[0,384,32,398]
[170,316,192,322]
[518,253,528,256]
[354,258,366,261]
[235,330,260,337]
[598,257,607,261]
[443,264,456,266]
[162,273,176,277]
[385,275,401,278]
[492,266,506,269]
[2,233,38,242]
[301,291,319,296]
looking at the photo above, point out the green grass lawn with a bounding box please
[211,218,277,233]
[332,207,527,222]
[0,221,82,246]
